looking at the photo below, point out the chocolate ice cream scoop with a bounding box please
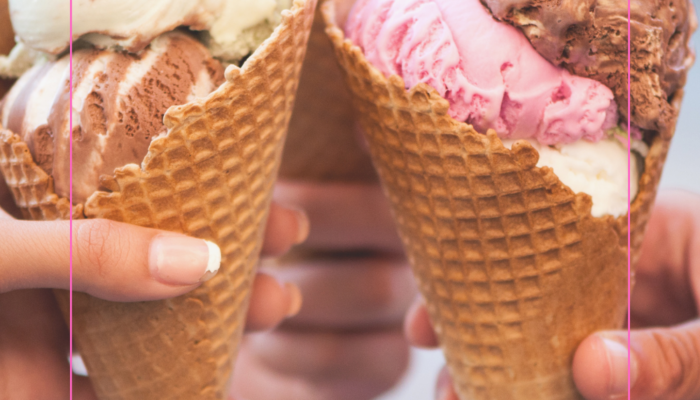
[0,31,225,203]
[481,0,697,134]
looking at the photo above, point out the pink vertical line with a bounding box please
[69,0,74,399]
[627,0,632,398]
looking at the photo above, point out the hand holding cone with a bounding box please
[0,1,317,398]
[320,0,694,398]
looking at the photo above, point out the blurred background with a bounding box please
[379,0,700,397]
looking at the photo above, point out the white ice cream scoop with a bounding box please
[503,137,646,218]
[9,0,288,58]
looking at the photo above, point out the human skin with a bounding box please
[230,182,418,400]
[0,181,309,399]
[405,190,700,400]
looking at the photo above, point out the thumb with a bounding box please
[573,320,700,400]
[0,219,221,301]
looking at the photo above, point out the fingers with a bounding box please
[573,333,633,400]
[573,321,700,400]
[274,182,403,253]
[0,290,71,399]
[247,330,408,382]
[405,298,439,348]
[74,222,219,301]
[435,367,459,400]
[267,254,417,329]
[261,202,309,257]
[233,254,414,400]
[1,200,306,301]
[245,273,302,333]
[0,219,222,301]
[231,329,410,400]
[239,181,411,400]
[629,190,700,328]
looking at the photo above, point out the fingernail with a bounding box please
[436,386,456,400]
[149,234,221,285]
[293,209,309,245]
[435,368,454,400]
[284,282,302,317]
[601,337,638,397]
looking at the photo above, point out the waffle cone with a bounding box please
[322,0,678,398]
[280,1,376,183]
[0,1,316,398]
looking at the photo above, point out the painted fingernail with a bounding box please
[602,337,638,397]
[284,282,303,317]
[293,209,309,245]
[149,234,221,285]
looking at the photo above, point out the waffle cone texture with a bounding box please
[280,1,376,183]
[322,0,680,398]
[0,1,316,398]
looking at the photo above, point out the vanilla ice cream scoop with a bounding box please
[9,0,290,62]
[502,138,646,218]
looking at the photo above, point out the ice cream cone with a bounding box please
[321,0,691,398]
[0,1,316,399]
[280,1,376,183]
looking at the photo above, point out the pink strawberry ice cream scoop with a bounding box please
[345,0,619,145]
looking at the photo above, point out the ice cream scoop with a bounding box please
[345,0,619,145]
[9,0,291,63]
[502,137,645,218]
[482,0,697,133]
[0,31,224,203]
[345,0,638,217]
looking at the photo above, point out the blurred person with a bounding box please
[230,181,418,400]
